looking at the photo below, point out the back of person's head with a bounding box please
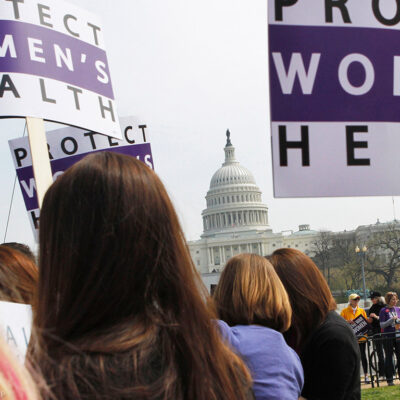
[213,253,291,332]
[269,248,336,353]
[0,336,40,400]
[2,242,36,264]
[31,151,251,400]
[0,245,38,305]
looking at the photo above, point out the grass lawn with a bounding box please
[362,385,400,399]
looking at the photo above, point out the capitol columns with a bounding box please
[261,242,265,256]
[208,247,215,266]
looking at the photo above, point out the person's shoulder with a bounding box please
[232,325,302,368]
[379,306,390,315]
[316,312,356,340]
[216,320,237,346]
[231,324,283,339]
[368,304,376,313]
[324,311,346,324]
[340,306,351,315]
[217,319,229,332]
[358,307,367,316]
[231,325,290,350]
[371,303,384,312]
[307,313,358,358]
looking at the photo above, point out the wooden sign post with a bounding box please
[26,117,53,208]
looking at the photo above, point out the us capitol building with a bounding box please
[188,131,319,291]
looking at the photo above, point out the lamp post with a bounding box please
[355,245,368,308]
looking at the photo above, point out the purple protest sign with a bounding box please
[268,2,400,198]
[16,143,153,211]
[269,25,400,122]
[0,20,113,98]
[0,0,121,139]
[9,119,153,238]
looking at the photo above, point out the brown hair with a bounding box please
[0,245,38,305]
[269,248,336,354]
[29,152,251,400]
[2,242,36,264]
[213,253,292,332]
[385,292,398,305]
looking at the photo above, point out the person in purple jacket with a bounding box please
[213,253,304,400]
[379,291,400,386]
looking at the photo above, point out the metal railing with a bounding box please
[357,332,400,388]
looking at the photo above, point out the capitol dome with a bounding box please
[210,162,256,188]
[201,131,270,238]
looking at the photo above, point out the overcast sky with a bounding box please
[0,0,397,251]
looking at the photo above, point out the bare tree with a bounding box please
[366,223,400,289]
[330,232,356,266]
[328,233,362,290]
[312,231,332,285]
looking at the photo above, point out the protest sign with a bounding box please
[269,1,400,197]
[350,314,370,337]
[0,0,121,139]
[9,117,153,239]
[0,301,32,361]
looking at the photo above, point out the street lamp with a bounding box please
[355,245,368,307]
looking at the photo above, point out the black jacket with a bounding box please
[300,311,361,400]
[368,302,385,333]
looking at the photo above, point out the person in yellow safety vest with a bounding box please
[341,293,372,384]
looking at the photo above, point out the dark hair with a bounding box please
[269,248,336,354]
[0,245,38,305]
[213,253,292,332]
[29,152,251,400]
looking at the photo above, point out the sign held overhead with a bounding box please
[269,0,400,197]
[0,0,121,139]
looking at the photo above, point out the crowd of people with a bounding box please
[0,151,398,399]
[340,290,400,387]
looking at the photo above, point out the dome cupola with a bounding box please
[210,130,256,188]
[201,131,269,238]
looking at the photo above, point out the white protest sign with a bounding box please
[269,1,400,197]
[0,301,32,361]
[0,0,121,139]
[9,117,153,239]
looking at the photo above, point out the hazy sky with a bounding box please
[0,0,397,250]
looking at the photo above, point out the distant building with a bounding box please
[188,131,319,291]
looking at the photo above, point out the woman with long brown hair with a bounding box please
[213,253,303,400]
[28,151,253,400]
[269,248,360,400]
[0,245,38,305]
